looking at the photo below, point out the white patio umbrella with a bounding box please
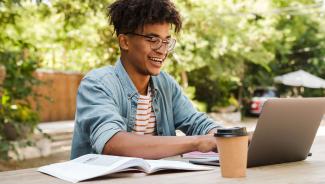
[274,70,325,88]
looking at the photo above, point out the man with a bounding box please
[71,0,222,160]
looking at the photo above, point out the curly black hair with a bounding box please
[107,0,182,36]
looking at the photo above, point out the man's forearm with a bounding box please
[102,131,212,159]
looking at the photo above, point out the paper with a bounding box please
[38,154,213,183]
[181,151,219,159]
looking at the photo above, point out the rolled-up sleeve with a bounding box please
[76,76,126,154]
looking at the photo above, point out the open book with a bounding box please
[38,154,213,183]
[182,151,219,159]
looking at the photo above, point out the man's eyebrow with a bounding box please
[146,33,171,39]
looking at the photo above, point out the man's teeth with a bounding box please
[150,57,163,62]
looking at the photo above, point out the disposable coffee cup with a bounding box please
[214,127,248,178]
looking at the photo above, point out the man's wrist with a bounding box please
[191,136,201,151]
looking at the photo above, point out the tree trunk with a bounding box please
[180,71,188,88]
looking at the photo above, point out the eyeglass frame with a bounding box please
[123,32,176,52]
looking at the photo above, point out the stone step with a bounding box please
[51,140,72,150]
[38,121,74,134]
[51,140,72,154]
[50,133,73,142]
[8,121,74,160]
[38,121,74,151]
[51,145,72,155]
[40,121,74,155]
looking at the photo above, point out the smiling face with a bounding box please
[119,22,171,77]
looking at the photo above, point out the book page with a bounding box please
[38,154,213,183]
[77,154,151,172]
[145,159,213,173]
[72,153,124,166]
[38,154,147,183]
[182,151,219,159]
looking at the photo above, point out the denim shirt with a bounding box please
[71,59,221,159]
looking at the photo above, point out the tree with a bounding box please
[2,0,324,114]
[0,0,42,160]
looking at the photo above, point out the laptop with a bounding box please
[190,97,325,167]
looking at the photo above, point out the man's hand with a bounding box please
[195,135,218,153]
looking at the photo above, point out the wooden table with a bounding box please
[1,135,325,184]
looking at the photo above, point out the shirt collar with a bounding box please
[114,58,159,98]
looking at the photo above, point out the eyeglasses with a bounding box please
[124,32,176,52]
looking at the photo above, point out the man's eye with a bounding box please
[147,37,159,42]
[164,39,171,44]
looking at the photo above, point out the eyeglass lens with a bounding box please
[151,38,176,52]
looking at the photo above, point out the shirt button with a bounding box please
[155,108,159,112]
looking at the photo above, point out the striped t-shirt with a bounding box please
[132,87,156,135]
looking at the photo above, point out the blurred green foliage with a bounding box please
[1,0,325,115]
[0,0,43,159]
[0,51,41,160]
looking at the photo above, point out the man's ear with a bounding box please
[118,34,129,51]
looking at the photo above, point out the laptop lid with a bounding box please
[247,98,325,167]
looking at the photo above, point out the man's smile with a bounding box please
[148,56,164,67]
